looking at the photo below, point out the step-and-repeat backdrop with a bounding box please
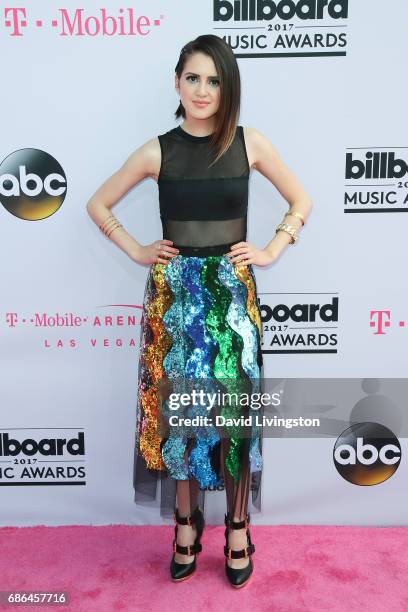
[1,0,408,526]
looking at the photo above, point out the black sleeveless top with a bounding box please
[157,124,250,257]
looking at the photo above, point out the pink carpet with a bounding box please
[1,524,408,611]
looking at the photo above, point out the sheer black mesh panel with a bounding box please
[158,125,250,256]
[161,218,247,256]
[158,125,250,180]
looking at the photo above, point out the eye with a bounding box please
[185,76,220,86]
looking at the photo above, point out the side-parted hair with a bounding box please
[174,34,241,166]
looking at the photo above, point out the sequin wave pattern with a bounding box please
[135,255,264,487]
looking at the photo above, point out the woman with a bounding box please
[87,34,312,588]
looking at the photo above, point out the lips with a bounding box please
[193,101,210,106]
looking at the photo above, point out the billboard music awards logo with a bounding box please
[213,0,348,57]
[200,476,225,492]
[0,429,86,486]
[333,422,401,485]
[199,475,259,493]
[259,292,338,354]
[0,148,67,220]
[344,147,408,214]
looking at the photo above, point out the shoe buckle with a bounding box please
[186,544,191,555]
[173,540,177,553]
[244,547,249,558]
[173,511,192,526]
[227,547,232,560]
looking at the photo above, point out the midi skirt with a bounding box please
[133,254,264,520]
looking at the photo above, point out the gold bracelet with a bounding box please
[99,215,116,232]
[99,215,117,230]
[100,215,118,232]
[275,222,298,245]
[284,209,305,226]
[99,215,123,238]
[106,221,123,238]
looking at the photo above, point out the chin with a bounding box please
[189,106,216,118]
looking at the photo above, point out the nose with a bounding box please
[197,81,209,96]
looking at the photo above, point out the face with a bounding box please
[175,52,221,120]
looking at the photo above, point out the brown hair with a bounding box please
[174,34,241,166]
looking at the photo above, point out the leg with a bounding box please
[173,449,201,565]
[221,438,252,569]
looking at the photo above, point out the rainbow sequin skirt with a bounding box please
[134,254,264,501]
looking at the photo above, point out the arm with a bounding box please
[249,126,313,256]
[86,137,179,265]
[228,127,313,267]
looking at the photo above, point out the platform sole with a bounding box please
[229,572,253,588]
[171,567,196,582]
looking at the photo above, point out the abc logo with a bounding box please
[0,148,67,220]
[333,422,401,485]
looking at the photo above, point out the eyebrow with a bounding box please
[185,72,219,79]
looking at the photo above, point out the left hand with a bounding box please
[226,242,276,267]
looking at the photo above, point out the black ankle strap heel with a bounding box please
[170,506,205,582]
[224,512,255,588]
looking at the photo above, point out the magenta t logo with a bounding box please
[370,310,391,335]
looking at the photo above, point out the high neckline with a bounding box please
[175,125,214,142]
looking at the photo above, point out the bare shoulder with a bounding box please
[241,127,310,206]
[87,136,161,207]
[242,126,280,171]
[124,136,161,183]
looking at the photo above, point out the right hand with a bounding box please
[132,239,180,265]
